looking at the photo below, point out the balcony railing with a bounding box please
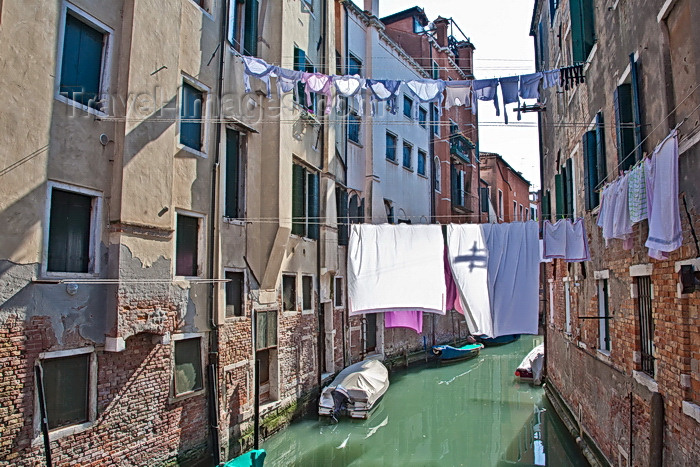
[450,134,474,164]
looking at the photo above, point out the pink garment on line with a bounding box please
[384,310,423,334]
[444,248,464,315]
[302,72,333,114]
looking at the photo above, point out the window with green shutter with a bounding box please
[386,132,397,161]
[336,187,349,246]
[307,171,320,240]
[583,130,599,210]
[60,13,105,109]
[41,353,91,429]
[554,173,565,219]
[291,163,319,239]
[180,82,204,151]
[570,0,595,64]
[243,0,259,56]
[225,129,245,218]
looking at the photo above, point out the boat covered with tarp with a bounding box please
[515,343,545,385]
[319,357,389,421]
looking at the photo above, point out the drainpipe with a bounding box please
[316,0,328,390]
[342,1,349,368]
[207,0,229,462]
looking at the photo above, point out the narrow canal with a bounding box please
[262,335,589,466]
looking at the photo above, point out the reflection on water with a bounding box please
[262,336,589,466]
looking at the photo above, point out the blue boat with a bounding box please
[432,343,484,362]
[477,334,520,346]
[223,449,266,467]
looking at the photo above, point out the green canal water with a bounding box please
[262,335,589,466]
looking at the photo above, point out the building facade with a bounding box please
[531,0,700,465]
[479,152,532,223]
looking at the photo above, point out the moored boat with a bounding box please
[477,334,520,346]
[319,357,390,421]
[432,343,484,362]
[515,343,545,385]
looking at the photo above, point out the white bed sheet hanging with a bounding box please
[347,224,446,315]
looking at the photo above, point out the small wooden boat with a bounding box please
[432,343,484,362]
[223,449,266,467]
[319,357,390,420]
[477,334,520,346]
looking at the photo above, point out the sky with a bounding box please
[359,0,541,189]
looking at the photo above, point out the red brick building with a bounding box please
[381,7,481,224]
[479,152,532,223]
[532,0,700,465]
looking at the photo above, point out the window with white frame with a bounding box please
[565,280,572,334]
[417,150,427,176]
[57,3,113,113]
[513,201,517,221]
[180,79,208,154]
[255,310,278,391]
[173,336,204,396]
[37,348,95,432]
[403,141,413,169]
[291,163,320,239]
[498,189,504,219]
[175,213,204,277]
[386,132,398,162]
[45,183,101,275]
[433,157,441,192]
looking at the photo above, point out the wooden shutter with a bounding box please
[307,171,319,240]
[555,173,564,219]
[336,188,349,246]
[243,0,259,56]
[615,84,636,171]
[48,190,92,273]
[583,131,599,210]
[480,187,489,213]
[180,83,203,150]
[565,158,574,218]
[629,54,643,162]
[292,164,306,236]
[176,215,199,276]
[225,129,240,218]
[42,354,90,429]
[543,190,551,221]
[61,15,104,108]
[569,0,585,63]
[450,164,458,207]
[595,112,607,186]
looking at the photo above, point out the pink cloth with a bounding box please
[444,248,459,313]
[384,310,423,334]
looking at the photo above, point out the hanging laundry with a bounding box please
[560,64,585,90]
[597,178,620,245]
[645,130,682,260]
[499,75,520,123]
[385,310,423,334]
[628,162,648,223]
[611,174,633,247]
[565,218,591,261]
[542,69,560,89]
[443,248,463,314]
[519,72,543,100]
[482,221,540,338]
[446,224,491,337]
[404,79,446,119]
[365,79,402,115]
[542,218,567,259]
[539,239,553,263]
[333,75,365,112]
[243,56,276,99]
[302,72,333,114]
[444,80,472,109]
[472,78,500,116]
[347,224,446,315]
[273,67,303,97]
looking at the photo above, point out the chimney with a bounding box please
[434,17,449,48]
[364,0,379,17]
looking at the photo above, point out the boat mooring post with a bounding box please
[254,358,260,450]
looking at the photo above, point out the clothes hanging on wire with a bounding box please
[519,72,543,100]
[384,310,423,334]
[472,78,500,116]
[444,81,472,109]
[499,75,521,123]
[645,129,682,259]
[542,69,560,89]
[560,64,585,90]
[404,79,446,119]
[628,162,648,223]
[347,224,446,315]
[302,72,333,114]
[333,75,365,112]
[366,79,402,115]
[482,221,540,338]
[597,178,620,245]
[542,218,590,261]
[611,174,633,247]
[273,67,303,97]
[243,56,276,99]
[446,224,491,337]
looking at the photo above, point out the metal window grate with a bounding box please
[636,276,654,377]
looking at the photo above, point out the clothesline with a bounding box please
[240,54,581,124]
